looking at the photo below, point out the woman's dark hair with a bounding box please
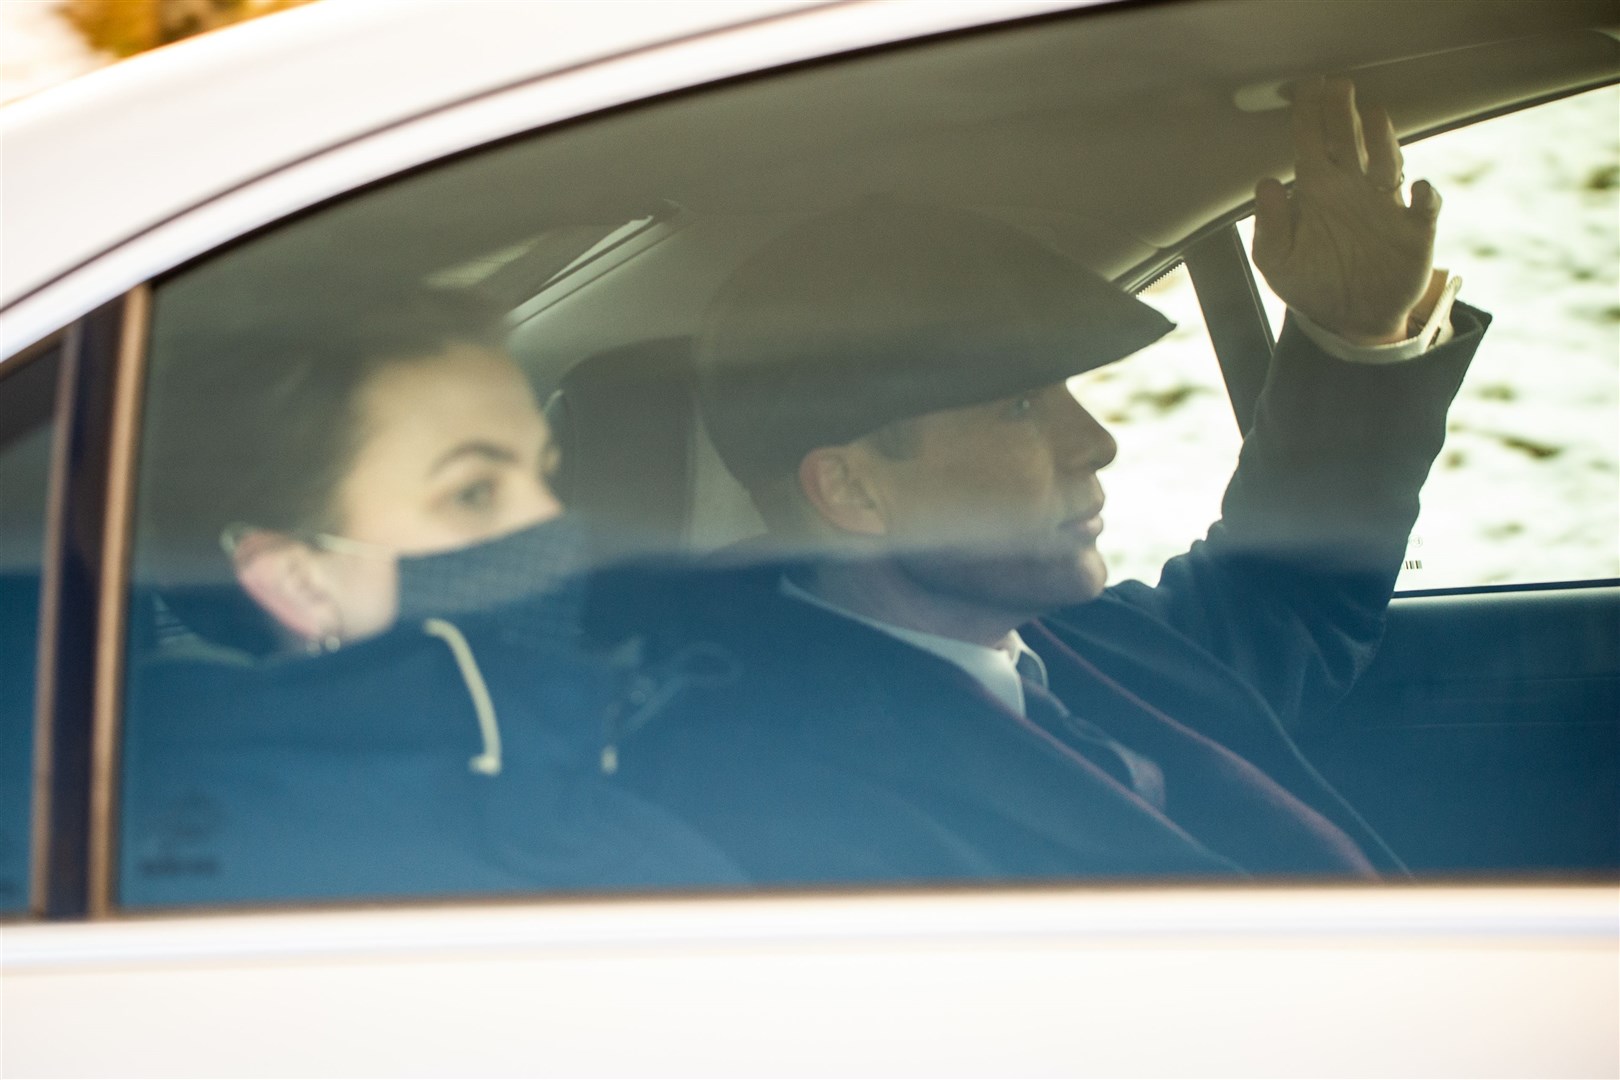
[136,283,509,589]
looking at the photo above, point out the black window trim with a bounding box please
[32,287,150,920]
[0,333,67,922]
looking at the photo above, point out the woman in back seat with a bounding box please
[120,287,742,908]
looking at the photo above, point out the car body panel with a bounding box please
[6,884,1617,1076]
[0,0,1087,355]
[1313,585,1620,873]
[0,0,813,307]
[2,0,1617,1073]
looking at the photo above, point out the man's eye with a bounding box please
[1006,396,1035,418]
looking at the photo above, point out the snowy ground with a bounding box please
[4,2,1616,591]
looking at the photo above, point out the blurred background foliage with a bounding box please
[64,0,313,58]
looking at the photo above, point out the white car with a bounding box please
[2,1,1616,1075]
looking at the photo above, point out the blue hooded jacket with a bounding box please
[120,601,745,909]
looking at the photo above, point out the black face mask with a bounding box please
[393,514,590,648]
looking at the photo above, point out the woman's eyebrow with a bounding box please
[427,441,521,475]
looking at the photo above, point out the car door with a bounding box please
[3,1,1616,1075]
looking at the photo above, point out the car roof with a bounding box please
[0,0,831,310]
[2,0,1614,338]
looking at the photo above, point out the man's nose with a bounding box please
[1051,391,1118,474]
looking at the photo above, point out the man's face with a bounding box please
[857,381,1118,621]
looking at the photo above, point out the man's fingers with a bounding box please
[1363,104,1403,193]
[1320,77,1366,172]
[1251,178,1293,270]
[1408,178,1442,224]
[1289,76,1328,175]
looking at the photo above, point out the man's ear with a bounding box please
[229,529,340,644]
[798,446,888,536]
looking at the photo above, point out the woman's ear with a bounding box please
[798,446,888,536]
[229,529,340,644]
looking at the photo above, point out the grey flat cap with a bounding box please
[698,197,1174,489]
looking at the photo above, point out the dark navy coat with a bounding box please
[610,309,1488,884]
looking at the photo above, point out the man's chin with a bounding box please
[893,545,1109,620]
[1039,560,1107,611]
[1073,547,1109,598]
[1016,544,1110,610]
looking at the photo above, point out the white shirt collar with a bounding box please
[780,575,1035,716]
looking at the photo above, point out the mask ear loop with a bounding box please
[303,531,392,557]
[221,523,391,558]
[301,532,383,654]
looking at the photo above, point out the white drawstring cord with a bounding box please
[422,618,502,776]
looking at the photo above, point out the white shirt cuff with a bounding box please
[1290,273,1463,365]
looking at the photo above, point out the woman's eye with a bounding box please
[450,478,498,513]
[1006,396,1035,418]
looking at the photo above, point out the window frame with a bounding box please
[12,9,1616,924]
[0,333,67,920]
[23,290,150,920]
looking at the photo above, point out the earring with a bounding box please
[305,624,343,655]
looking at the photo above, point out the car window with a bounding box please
[116,3,1618,910]
[1070,265,1239,586]
[1366,87,1617,590]
[1232,89,1618,591]
[0,345,61,916]
[1093,87,1619,591]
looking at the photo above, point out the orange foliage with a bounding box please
[65,0,314,58]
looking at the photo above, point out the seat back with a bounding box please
[546,337,763,566]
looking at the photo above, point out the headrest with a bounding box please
[546,338,698,563]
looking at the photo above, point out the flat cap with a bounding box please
[697,197,1173,490]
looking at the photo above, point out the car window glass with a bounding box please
[1242,87,1620,590]
[0,346,61,916]
[116,3,1618,911]
[1069,266,1239,586]
[1103,88,1619,592]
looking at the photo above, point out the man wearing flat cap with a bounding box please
[614,79,1487,881]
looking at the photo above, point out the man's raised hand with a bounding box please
[1252,77,1442,345]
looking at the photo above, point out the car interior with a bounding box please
[101,0,1620,903]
